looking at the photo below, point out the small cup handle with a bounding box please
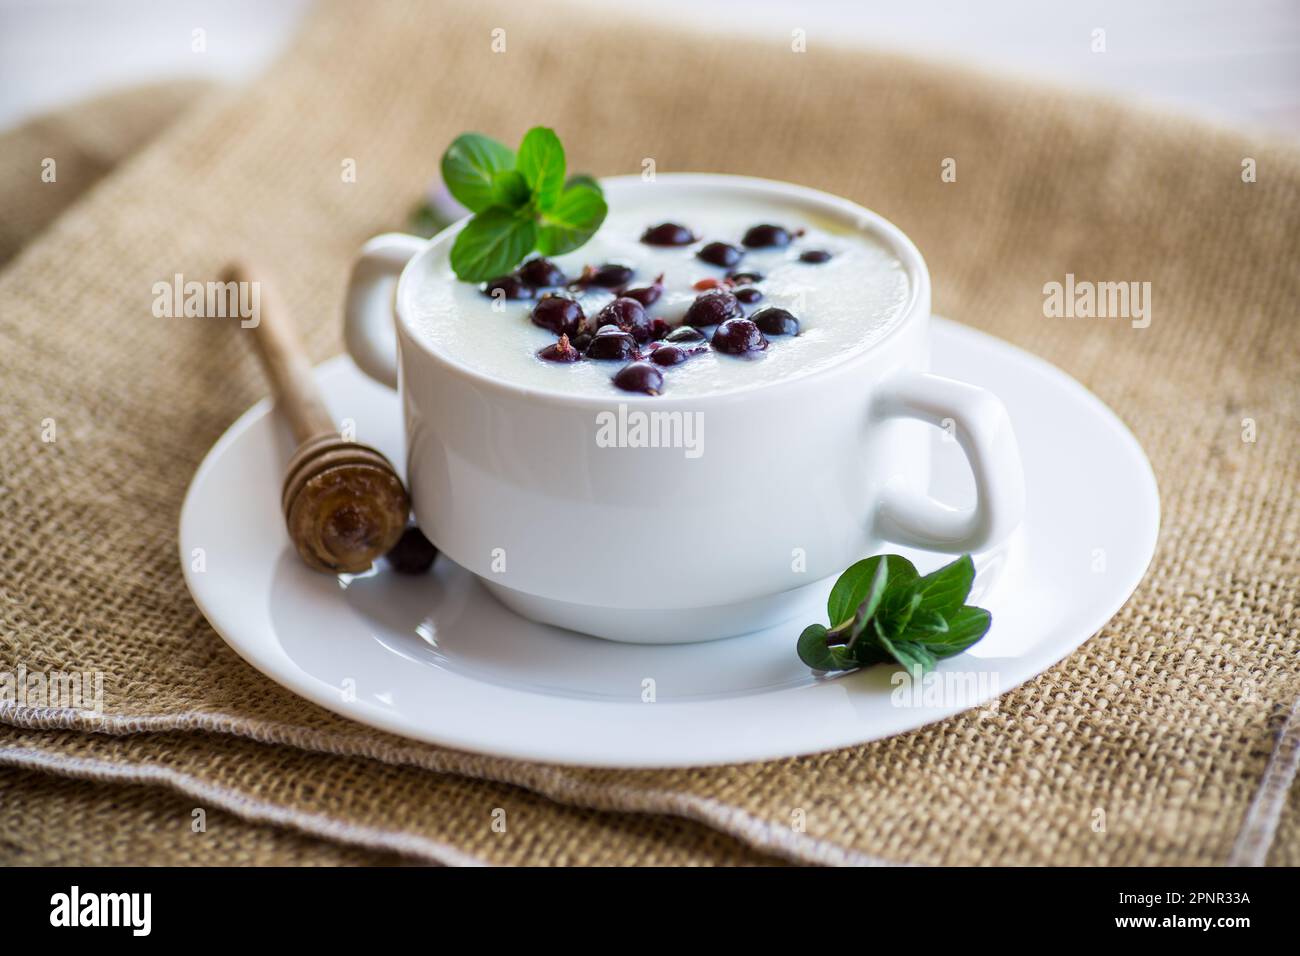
[871,368,1025,552]
[343,232,426,389]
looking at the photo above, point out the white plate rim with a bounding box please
[179,318,1160,767]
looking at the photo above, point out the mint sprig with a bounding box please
[797,554,992,673]
[440,127,607,282]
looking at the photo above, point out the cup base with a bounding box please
[480,577,832,644]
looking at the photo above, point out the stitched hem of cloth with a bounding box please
[0,704,901,867]
[1228,696,1300,867]
[0,743,482,866]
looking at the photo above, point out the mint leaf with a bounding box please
[828,557,888,650]
[440,129,606,280]
[904,608,949,635]
[516,127,566,209]
[877,574,921,622]
[798,623,853,671]
[492,169,532,210]
[923,606,991,657]
[877,634,937,674]
[827,555,917,627]
[449,208,538,282]
[913,555,975,617]
[564,173,600,191]
[441,133,515,213]
[878,590,923,640]
[537,184,608,256]
[797,552,991,674]
[849,637,891,668]
[797,624,834,669]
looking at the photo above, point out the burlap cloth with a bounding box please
[0,80,216,268]
[1,0,1296,866]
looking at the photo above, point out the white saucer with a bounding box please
[179,319,1158,767]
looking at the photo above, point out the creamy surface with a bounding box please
[405,193,911,398]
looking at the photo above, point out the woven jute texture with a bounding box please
[0,80,214,267]
[1,0,1297,866]
[0,764,413,867]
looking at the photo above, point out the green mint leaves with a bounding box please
[797,554,992,674]
[515,127,565,209]
[536,184,608,257]
[441,128,607,282]
[440,134,516,214]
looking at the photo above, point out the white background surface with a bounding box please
[1,0,1297,135]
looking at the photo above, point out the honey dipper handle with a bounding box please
[224,264,334,445]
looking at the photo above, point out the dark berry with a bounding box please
[697,242,743,268]
[538,333,582,363]
[727,271,763,285]
[623,273,664,307]
[531,295,585,336]
[712,318,768,355]
[640,222,695,246]
[742,224,791,248]
[684,288,744,327]
[481,274,533,300]
[751,307,799,336]
[650,318,672,340]
[518,257,566,287]
[649,345,688,366]
[591,262,635,287]
[734,286,763,304]
[585,330,638,361]
[386,526,438,574]
[594,296,652,342]
[665,325,706,345]
[613,362,664,395]
[571,332,593,352]
[799,249,832,264]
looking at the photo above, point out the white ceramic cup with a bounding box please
[344,174,1024,643]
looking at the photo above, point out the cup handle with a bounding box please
[871,368,1025,552]
[343,232,427,389]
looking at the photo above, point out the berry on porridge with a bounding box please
[421,195,910,397]
[696,241,743,268]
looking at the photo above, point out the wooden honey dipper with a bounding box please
[223,264,409,574]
